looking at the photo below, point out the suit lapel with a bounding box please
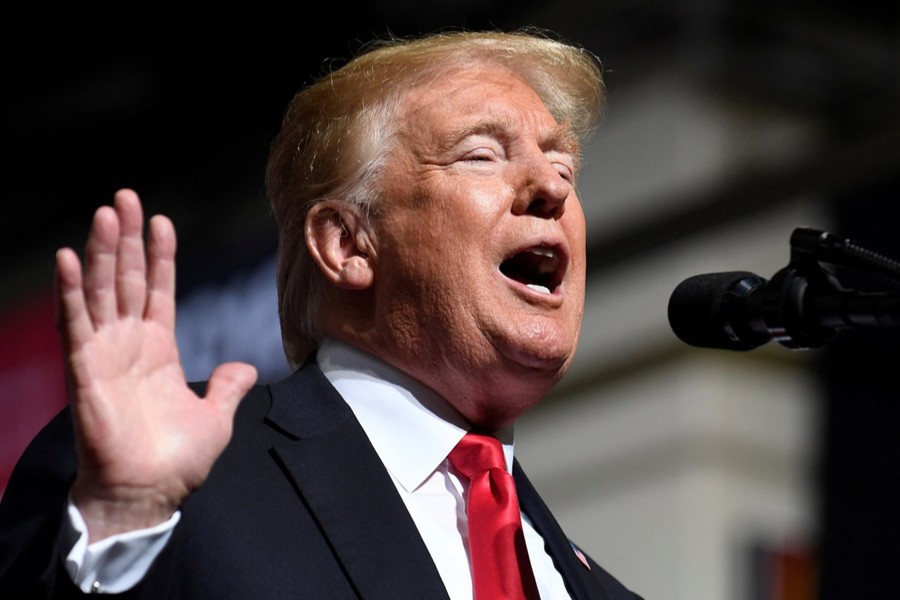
[266,363,450,600]
[515,461,610,600]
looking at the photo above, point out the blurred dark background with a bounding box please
[2,3,899,598]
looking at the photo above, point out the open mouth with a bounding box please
[499,246,565,295]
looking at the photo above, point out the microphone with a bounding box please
[667,269,900,351]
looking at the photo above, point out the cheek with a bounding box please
[563,196,586,232]
[465,181,510,211]
[433,171,510,217]
[564,202,587,260]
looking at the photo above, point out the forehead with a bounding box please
[396,66,573,147]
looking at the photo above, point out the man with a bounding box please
[0,29,643,599]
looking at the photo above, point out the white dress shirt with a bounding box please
[317,338,570,599]
[66,337,571,598]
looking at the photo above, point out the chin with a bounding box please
[500,338,574,380]
[499,320,578,369]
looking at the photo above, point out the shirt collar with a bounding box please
[315,337,515,492]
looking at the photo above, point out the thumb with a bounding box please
[204,362,259,421]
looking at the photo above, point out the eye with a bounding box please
[554,162,575,182]
[454,133,505,164]
[551,156,575,183]
[461,148,499,162]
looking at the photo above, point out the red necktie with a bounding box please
[448,433,540,600]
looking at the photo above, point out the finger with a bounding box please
[82,205,121,327]
[145,214,177,330]
[113,189,148,318]
[55,247,94,350]
[204,362,258,424]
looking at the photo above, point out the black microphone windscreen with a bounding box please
[667,271,761,350]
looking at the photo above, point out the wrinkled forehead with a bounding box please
[393,65,579,155]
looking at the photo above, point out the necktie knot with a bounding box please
[448,432,506,480]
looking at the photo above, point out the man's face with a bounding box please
[368,65,587,427]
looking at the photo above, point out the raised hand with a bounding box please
[55,189,258,542]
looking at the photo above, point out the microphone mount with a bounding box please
[670,227,900,351]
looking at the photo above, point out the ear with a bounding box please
[305,201,375,290]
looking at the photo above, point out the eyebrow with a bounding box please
[438,117,580,159]
[542,123,581,160]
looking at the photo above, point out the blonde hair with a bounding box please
[266,28,605,367]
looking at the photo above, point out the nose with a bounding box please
[512,154,572,220]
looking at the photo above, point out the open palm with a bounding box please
[56,189,257,541]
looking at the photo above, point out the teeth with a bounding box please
[528,247,558,275]
[526,284,552,294]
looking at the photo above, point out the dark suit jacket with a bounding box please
[0,361,643,599]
